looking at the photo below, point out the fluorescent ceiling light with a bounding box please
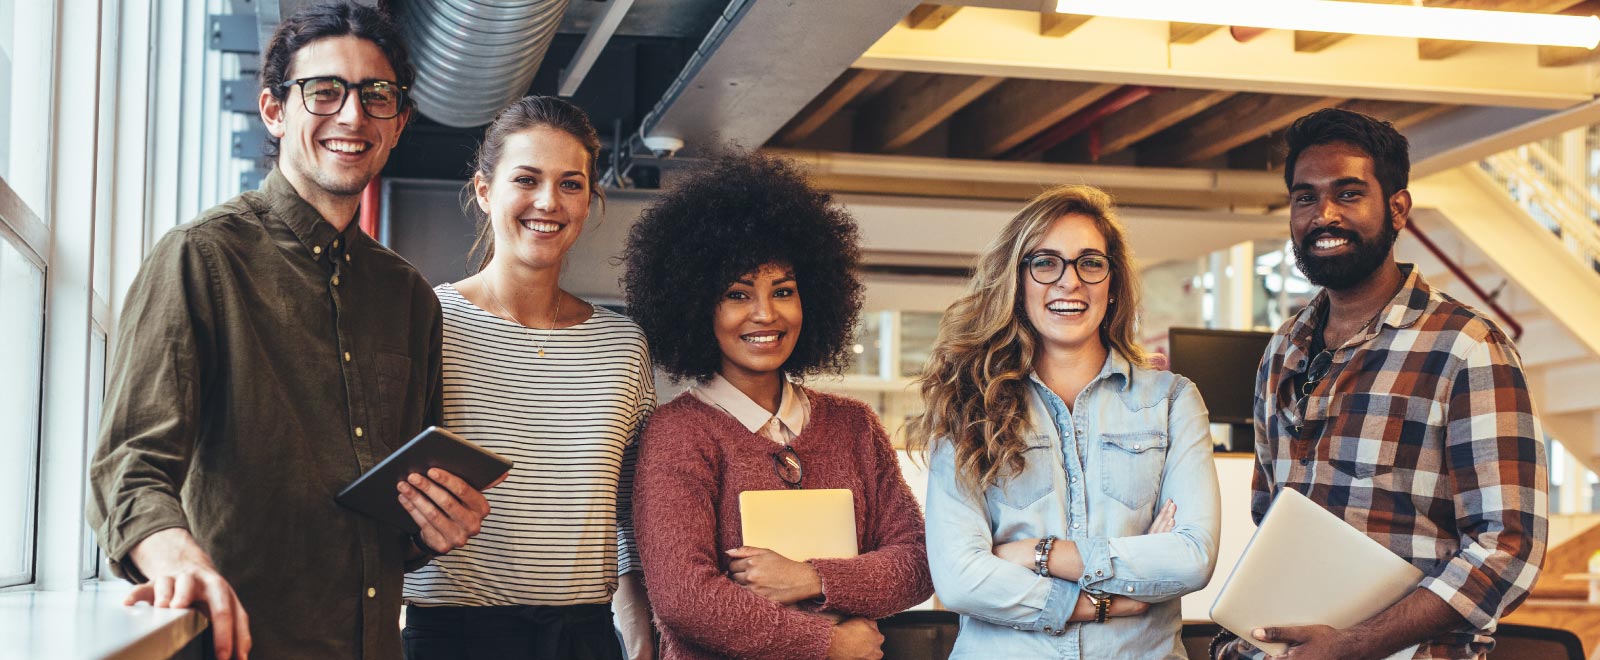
[1055,0,1600,49]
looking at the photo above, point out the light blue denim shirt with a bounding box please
[925,350,1221,659]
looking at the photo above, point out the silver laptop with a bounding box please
[1210,487,1423,658]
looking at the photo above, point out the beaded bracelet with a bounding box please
[1033,536,1056,577]
[1208,628,1240,659]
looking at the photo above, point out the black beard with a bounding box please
[1292,209,1399,291]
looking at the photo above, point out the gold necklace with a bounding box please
[485,278,561,358]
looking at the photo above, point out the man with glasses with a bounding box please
[88,3,491,659]
[1213,109,1547,659]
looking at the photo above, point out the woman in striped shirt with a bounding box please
[401,96,654,660]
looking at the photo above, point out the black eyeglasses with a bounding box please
[1293,349,1335,428]
[1021,252,1112,286]
[280,76,408,119]
[771,445,803,489]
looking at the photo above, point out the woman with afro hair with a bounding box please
[624,152,933,660]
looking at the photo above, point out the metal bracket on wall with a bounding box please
[240,170,265,192]
[221,79,260,113]
[209,14,260,54]
[232,127,270,160]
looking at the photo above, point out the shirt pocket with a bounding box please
[1325,393,1430,481]
[986,437,1056,510]
[373,352,413,449]
[1099,431,1169,510]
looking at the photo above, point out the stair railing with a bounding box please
[1479,145,1600,273]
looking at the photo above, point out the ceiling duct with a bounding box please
[391,0,569,128]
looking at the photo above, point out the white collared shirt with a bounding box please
[690,373,810,444]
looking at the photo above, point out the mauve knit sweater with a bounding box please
[635,389,935,660]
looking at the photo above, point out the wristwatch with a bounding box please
[1083,590,1112,623]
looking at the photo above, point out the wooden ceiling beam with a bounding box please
[1098,88,1236,157]
[1540,45,1600,67]
[1419,0,1586,60]
[906,4,960,30]
[1041,13,1092,37]
[1295,1,1409,53]
[1169,23,1221,44]
[859,6,1591,109]
[1294,31,1351,53]
[1143,93,1344,166]
[1424,0,1585,9]
[953,80,1119,159]
[775,69,885,146]
[1539,0,1600,66]
[859,73,1004,152]
[1339,99,1458,130]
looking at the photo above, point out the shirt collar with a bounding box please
[1025,348,1130,394]
[692,373,807,436]
[261,168,360,258]
[1379,263,1430,331]
[1289,262,1427,356]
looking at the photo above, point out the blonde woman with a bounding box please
[910,185,1220,659]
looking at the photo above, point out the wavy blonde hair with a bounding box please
[907,185,1147,496]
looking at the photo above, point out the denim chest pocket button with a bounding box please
[1098,431,1168,510]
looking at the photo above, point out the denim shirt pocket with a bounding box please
[1098,431,1169,510]
[986,434,1056,510]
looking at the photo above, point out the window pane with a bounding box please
[0,234,45,586]
[899,311,942,378]
[81,329,107,580]
[0,0,54,219]
[846,312,884,377]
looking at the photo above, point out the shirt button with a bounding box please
[1072,522,1081,529]
[1133,443,1142,450]
[1011,625,1021,631]
[1126,586,1134,593]
[1095,570,1103,576]
[344,253,351,262]
[366,587,375,598]
[1070,476,1077,483]
[1044,626,1053,634]
[332,275,340,286]
[343,351,351,362]
[355,426,364,438]
[313,246,322,255]
[333,239,340,248]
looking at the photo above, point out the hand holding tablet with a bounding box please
[336,426,514,542]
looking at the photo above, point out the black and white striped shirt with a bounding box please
[403,283,654,606]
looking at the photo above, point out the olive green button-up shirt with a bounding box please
[88,168,442,659]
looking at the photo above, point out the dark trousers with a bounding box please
[402,603,625,660]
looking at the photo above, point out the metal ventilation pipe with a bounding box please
[391,0,569,128]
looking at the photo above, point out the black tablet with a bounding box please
[335,426,513,533]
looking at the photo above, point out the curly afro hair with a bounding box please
[622,151,864,383]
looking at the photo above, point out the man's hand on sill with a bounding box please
[127,528,251,660]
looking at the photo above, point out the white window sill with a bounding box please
[0,582,207,660]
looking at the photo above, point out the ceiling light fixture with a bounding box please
[1054,0,1600,49]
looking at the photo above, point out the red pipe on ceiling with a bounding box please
[1004,85,1163,161]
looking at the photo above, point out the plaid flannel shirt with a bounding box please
[1229,264,1547,660]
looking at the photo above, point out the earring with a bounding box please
[1109,297,1116,303]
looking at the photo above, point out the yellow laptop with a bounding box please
[738,489,859,561]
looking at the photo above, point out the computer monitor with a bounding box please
[1166,327,1274,426]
